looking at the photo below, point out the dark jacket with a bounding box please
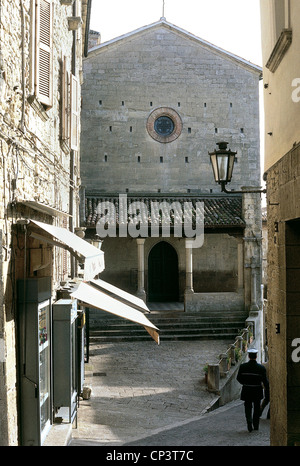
[237,359,269,401]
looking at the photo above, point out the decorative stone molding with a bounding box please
[27,95,49,122]
[146,107,182,143]
[67,16,82,31]
[266,29,292,73]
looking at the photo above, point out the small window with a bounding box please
[99,100,102,105]
[160,156,163,163]
[240,128,244,133]
[215,128,218,133]
[122,101,124,106]
[204,103,207,107]
[188,128,191,134]
[109,126,112,132]
[137,156,140,163]
[150,102,153,107]
[130,126,133,132]
[230,102,233,107]
[185,157,189,163]
[178,102,181,107]
[104,155,108,162]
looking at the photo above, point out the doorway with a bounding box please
[148,241,179,302]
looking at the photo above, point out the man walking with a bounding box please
[237,348,269,432]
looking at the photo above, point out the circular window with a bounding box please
[147,107,182,143]
[154,116,175,136]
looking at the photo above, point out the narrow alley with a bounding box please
[70,340,270,446]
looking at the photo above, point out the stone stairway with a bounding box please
[88,304,248,343]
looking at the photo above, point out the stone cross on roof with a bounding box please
[161,0,166,20]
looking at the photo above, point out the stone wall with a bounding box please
[0,0,84,445]
[265,142,300,446]
[81,22,261,195]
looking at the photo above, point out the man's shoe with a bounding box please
[247,422,253,432]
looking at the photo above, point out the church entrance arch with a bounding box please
[148,241,179,302]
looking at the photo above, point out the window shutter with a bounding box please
[61,56,70,144]
[70,74,79,151]
[35,0,53,107]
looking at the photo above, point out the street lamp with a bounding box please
[209,142,266,194]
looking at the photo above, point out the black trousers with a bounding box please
[244,400,261,428]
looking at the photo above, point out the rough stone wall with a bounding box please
[266,142,300,446]
[0,0,83,446]
[81,24,261,195]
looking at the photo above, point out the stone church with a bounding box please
[80,18,263,315]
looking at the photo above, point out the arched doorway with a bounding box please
[148,241,179,302]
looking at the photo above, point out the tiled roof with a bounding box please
[84,195,245,229]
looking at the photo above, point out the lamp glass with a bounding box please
[210,153,219,182]
[217,154,229,181]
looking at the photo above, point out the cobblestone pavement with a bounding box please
[70,340,270,446]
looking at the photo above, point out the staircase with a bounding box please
[88,305,248,343]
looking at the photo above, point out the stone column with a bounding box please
[185,239,194,293]
[136,238,146,301]
[237,237,244,290]
[250,258,259,312]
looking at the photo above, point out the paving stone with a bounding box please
[70,340,270,446]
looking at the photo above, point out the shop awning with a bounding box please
[71,281,160,344]
[89,278,150,313]
[28,219,105,281]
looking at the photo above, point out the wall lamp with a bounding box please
[209,142,266,194]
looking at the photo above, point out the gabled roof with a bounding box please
[87,18,262,76]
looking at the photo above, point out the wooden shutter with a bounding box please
[70,74,79,150]
[35,0,53,107]
[61,56,70,144]
[62,216,68,278]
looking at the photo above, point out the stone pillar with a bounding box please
[237,237,244,290]
[207,364,220,392]
[250,258,259,312]
[185,239,194,293]
[136,238,146,301]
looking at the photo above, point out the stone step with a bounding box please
[90,332,239,342]
[91,324,242,335]
[89,310,247,342]
[91,320,245,332]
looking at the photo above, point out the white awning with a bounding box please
[89,278,150,313]
[29,220,105,281]
[71,281,160,344]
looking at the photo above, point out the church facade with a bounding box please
[80,18,263,315]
